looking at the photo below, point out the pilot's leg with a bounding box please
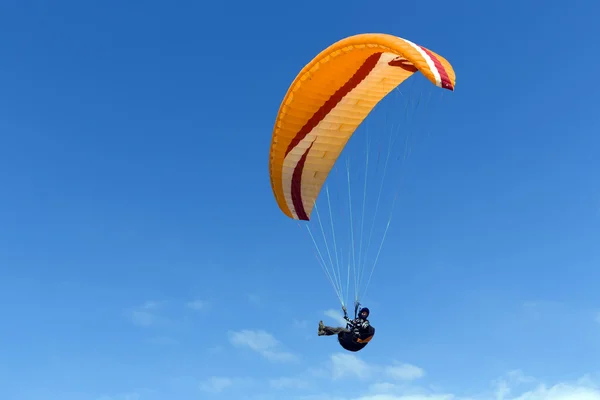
[318,321,350,336]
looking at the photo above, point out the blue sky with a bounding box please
[1,0,600,399]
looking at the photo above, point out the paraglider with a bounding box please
[318,305,374,352]
[268,33,455,352]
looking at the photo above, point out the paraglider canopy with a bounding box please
[268,32,456,316]
[268,33,455,223]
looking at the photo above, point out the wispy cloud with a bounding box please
[384,362,425,381]
[269,377,310,390]
[128,299,209,330]
[187,299,207,311]
[98,362,600,400]
[198,376,255,394]
[228,329,299,362]
[309,367,600,400]
[330,353,371,380]
[207,345,223,354]
[128,301,166,327]
[324,309,347,326]
[368,382,402,394]
[293,319,309,329]
[492,369,538,400]
[199,376,234,393]
[327,353,424,383]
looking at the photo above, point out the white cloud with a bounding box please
[492,376,600,400]
[307,366,600,400]
[199,376,234,393]
[103,364,600,400]
[207,345,223,354]
[285,349,600,400]
[327,353,423,382]
[330,353,371,380]
[492,369,536,395]
[128,301,165,327]
[324,309,348,326]
[298,375,600,400]
[368,382,403,394]
[307,365,331,379]
[294,319,309,329]
[491,370,538,400]
[187,299,207,311]
[385,363,425,381]
[228,329,299,362]
[269,377,310,390]
[488,370,596,400]
[198,376,257,394]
